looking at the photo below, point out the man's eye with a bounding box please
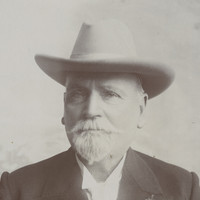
[103,91,121,99]
[66,90,87,103]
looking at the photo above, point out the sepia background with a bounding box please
[0,0,200,177]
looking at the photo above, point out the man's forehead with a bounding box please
[65,72,140,85]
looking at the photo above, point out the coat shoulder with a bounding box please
[11,148,73,179]
[134,150,200,199]
[136,150,191,176]
[0,148,76,199]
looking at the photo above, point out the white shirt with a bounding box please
[75,154,126,200]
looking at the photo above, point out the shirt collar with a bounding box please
[75,153,127,190]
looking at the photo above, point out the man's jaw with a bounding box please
[66,119,123,164]
[69,131,114,164]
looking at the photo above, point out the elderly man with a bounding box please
[0,19,200,200]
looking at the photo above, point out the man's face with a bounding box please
[63,72,147,164]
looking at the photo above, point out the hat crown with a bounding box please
[70,19,137,60]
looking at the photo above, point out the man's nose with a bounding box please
[82,92,102,119]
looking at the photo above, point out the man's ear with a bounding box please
[61,117,65,125]
[64,92,67,103]
[62,92,66,125]
[137,93,148,129]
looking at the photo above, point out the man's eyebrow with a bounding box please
[66,83,86,90]
[98,85,125,94]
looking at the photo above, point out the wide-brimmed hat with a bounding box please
[35,19,175,99]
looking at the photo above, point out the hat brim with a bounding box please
[35,54,175,99]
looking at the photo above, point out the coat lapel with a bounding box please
[35,148,166,200]
[37,148,87,200]
[117,149,167,200]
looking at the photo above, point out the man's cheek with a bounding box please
[64,113,76,130]
[66,105,83,118]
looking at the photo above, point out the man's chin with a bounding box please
[77,152,108,165]
[69,130,116,164]
[74,147,110,164]
[72,143,111,165]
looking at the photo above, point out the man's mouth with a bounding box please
[77,129,107,134]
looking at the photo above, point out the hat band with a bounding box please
[70,53,134,60]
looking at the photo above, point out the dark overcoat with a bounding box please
[0,148,200,200]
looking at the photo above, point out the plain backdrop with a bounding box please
[0,0,200,177]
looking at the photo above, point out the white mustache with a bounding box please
[69,119,121,134]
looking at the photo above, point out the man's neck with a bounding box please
[77,147,128,182]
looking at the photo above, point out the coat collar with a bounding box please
[38,148,166,200]
[117,148,166,200]
[39,148,87,200]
